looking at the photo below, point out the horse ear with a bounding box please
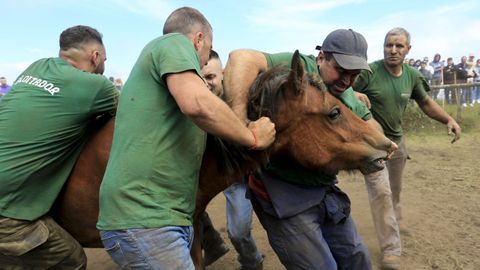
[288,50,306,95]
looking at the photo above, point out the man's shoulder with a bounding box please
[368,60,384,72]
[265,52,317,73]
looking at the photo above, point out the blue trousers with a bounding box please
[251,190,371,270]
[224,182,263,268]
[100,226,194,270]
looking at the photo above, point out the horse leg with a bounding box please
[191,209,206,270]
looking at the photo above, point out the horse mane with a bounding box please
[206,66,287,175]
[209,64,327,175]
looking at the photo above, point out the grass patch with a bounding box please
[402,101,480,134]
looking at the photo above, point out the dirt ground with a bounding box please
[85,132,480,270]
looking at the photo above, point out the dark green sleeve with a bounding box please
[263,52,294,69]
[91,79,118,116]
[339,88,372,121]
[352,69,371,93]
[411,74,430,101]
[154,35,202,79]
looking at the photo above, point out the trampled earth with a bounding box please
[86,132,480,270]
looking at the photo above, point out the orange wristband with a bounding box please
[248,129,258,150]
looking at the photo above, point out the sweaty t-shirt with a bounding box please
[97,33,206,230]
[353,60,429,143]
[0,57,117,220]
[262,52,371,186]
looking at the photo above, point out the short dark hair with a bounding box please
[59,25,103,51]
[163,7,212,37]
[209,49,219,61]
[323,52,334,61]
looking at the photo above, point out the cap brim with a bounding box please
[333,53,371,72]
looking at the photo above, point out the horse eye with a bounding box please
[328,107,341,120]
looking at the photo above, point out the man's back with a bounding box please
[0,57,116,221]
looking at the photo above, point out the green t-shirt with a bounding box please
[0,58,117,220]
[97,33,207,230]
[262,52,372,186]
[353,60,429,143]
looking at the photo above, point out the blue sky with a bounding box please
[1,0,479,83]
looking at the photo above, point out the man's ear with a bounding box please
[193,32,204,51]
[316,50,325,66]
[90,50,100,69]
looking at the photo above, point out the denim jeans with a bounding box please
[224,182,263,268]
[100,226,194,270]
[251,192,371,270]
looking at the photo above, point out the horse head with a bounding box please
[247,50,395,175]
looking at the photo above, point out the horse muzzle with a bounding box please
[359,156,386,175]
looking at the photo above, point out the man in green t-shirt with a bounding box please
[0,25,117,269]
[353,27,461,270]
[223,29,395,270]
[96,7,276,270]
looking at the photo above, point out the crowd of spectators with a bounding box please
[405,53,480,106]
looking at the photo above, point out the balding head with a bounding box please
[163,7,212,38]
[163,7,213,68]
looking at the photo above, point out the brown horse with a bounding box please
[53,51,395,269]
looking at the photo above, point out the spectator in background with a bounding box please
[473,59,480,104]
[468,53,475,63]
[419,61,433,82]
[414,59,421,69]
[456,56,469,107]
[423,57,435,75]
[408,58,415,67]
[430,53,444,100]
[0,77,11,96]
[113,78,123,92]
[464,61,476,107]
[443,57,457,104]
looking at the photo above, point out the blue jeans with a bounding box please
[224,182,263,268]
[100,226,194,270]
[251,188,371,270]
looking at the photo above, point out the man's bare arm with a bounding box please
[166,71,275,149]
[416,96,461,143]
[223,49,269,122]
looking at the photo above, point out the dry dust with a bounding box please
[85,132,480,270]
